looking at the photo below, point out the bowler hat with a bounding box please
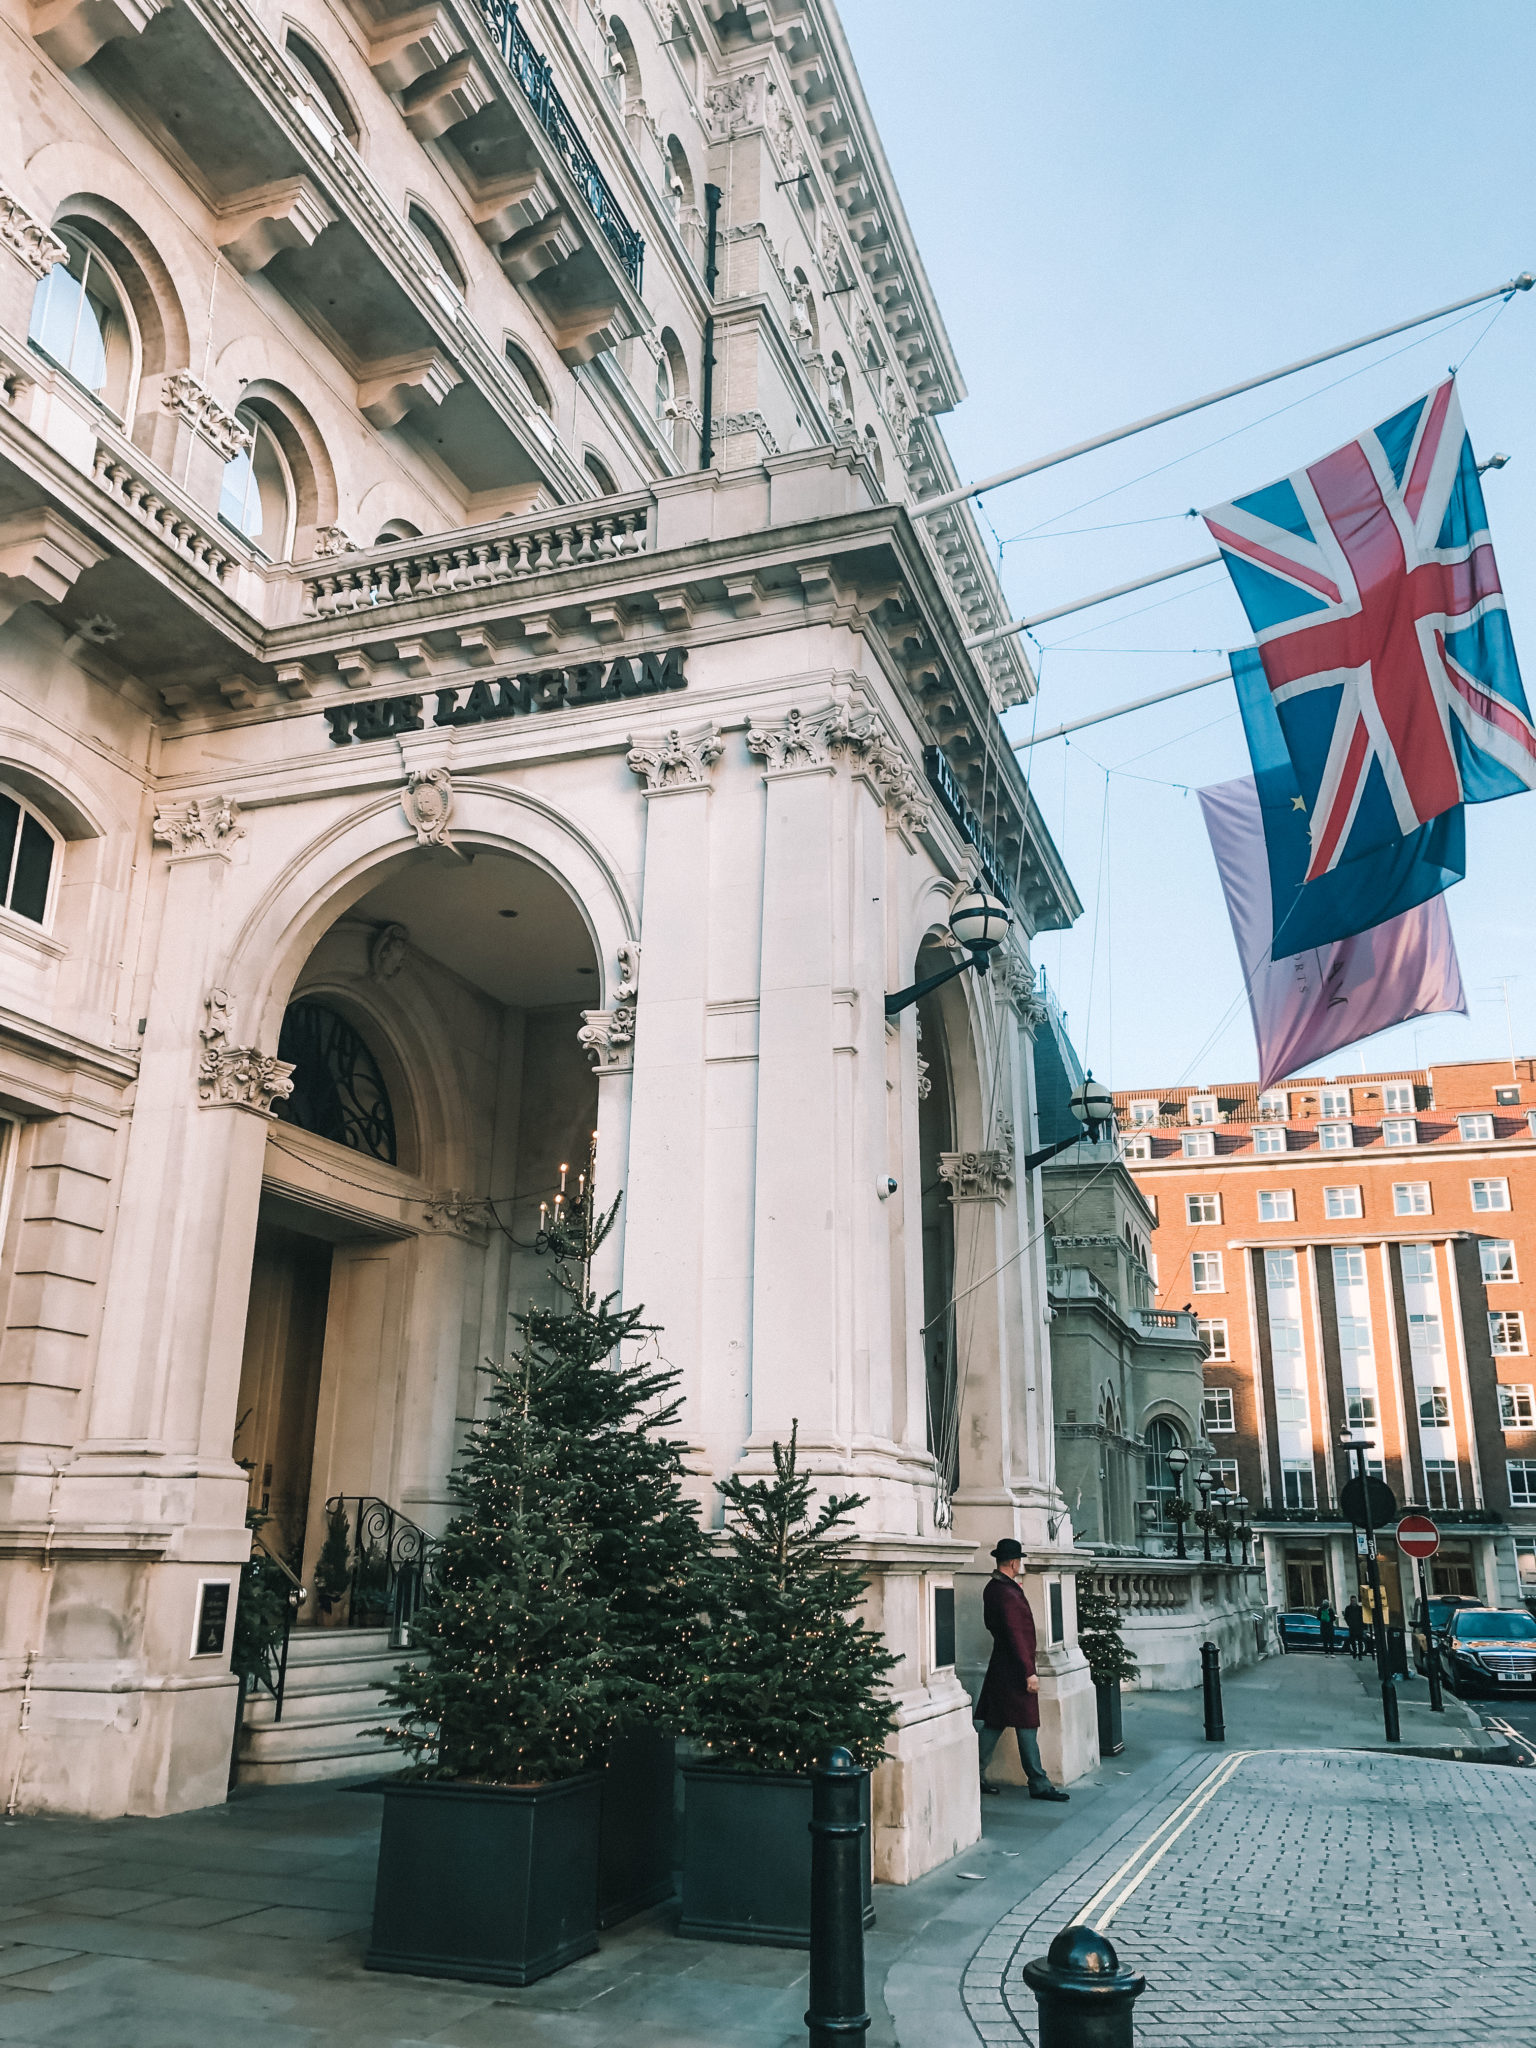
[991,1538,1024,1563]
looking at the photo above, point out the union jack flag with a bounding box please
[1204,380,1536,881]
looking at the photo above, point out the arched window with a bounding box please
[274,1001,397,1163]
[219,406,297,560]
[407,202,466,295]
[284,29,361,146]
[27,229,138,419]
[374,518,421,545]
[605,16,639,109]
[0,784,61,928]
[1144,1417,1183,1509]
[504,339,552,414]
[583,451,618,495]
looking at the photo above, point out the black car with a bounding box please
[1278,1610,1342,1651]
[1411,1595,1479,1674]
[1436,1608,1536,1696]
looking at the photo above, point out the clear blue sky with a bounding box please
[840,0,1536,1091]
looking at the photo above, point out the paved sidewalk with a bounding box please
[0,1650,1523,2046]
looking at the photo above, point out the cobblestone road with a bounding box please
[968,1750,1536,2047]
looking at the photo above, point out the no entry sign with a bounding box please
[1396,1513,1441,1560]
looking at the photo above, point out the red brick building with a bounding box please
[1114,1058,1536,1623]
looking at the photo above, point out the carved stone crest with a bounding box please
[197,986,294,1117]
[152,795,244,859]
[403,766,454,846]
[627,725,723,792]
[578,1004,636,1071]
[369,922,409,980]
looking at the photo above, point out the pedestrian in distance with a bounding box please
[1317,1596,1337,1655]
[1344,1594,1368,1660]
[974,1539,1069,1802]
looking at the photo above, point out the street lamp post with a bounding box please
[1233,1496,1252,1565]
[1211,1486,1235,1566]
[1195,1468,1214,1563]
[1166,1446,1190,1561]
[1338,1429,1400,1745]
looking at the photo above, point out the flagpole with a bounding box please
[918,272,1533,521]
[964,552,1223,652]
[1016,667,1234,748]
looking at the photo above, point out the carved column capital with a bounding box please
[152,795,244,860]
[196,987,293,1117]
[578,1004,635,1072]
[0,185,68,279]
[422,1189,490,1239]
[940,1123,1015,1203]
[626,725,723,793]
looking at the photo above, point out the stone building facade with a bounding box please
[0,0,1097,1874]
[1117,1058,1536,1629]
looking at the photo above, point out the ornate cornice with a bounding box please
[627,725,723,792]
[151,795,244,860]
[160,372,253,461]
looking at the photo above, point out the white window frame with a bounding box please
[1490,1311,1528,1357]
[1186,1192,1221,1225]
[1264,1247,1298,1289]
[1273,1385,1309,1428]
[1122,1133,1152,1161]
[1281,1462,1316,1510]
[1508,1461,1536,1507]
[1381,1082,1415,1115]
[1393,1181,1432,1216]
[1198,1317,1230,1361]
[0,782,64,933]
[1323,1185,1362,1220]
[1256,1187,1295,1223]
[1202,1386,1235,1433]
[1191,1250,1225,1294]
[1381,1118,1418,1147]
[1182,1130,1215,1159]
[1344,1386,1378,1427]
[1252,1125,1287,1154]
[1319,1088,1352,1119]
[1471,1177,1511,1213]
[1257,1089,1288,1121]
[1129,1099,1158,1127]
[1417,1383,1451,1426]
[1498,1384,1536,1430]
[1481,1239,1518,1284]
[1187,1095,1218,1126]
[1317,1121,1353,1151]
[1458,1114,1494,1143]
[1423,1460,1462,1512]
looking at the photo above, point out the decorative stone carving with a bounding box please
[939,1124,1015,1203]
[914,1015,931,1101]
[627,725,723,792]
[1001,953,1049,1028]
[818,211,843,279]
[197,987,294,1117]
[422,1189,490,1237]
[766,82,802,175]
[0,186,68,279]
[615,941,640,1002]
[578,1004,635,1071]
[745,706,830,772]
[72,612,119,645]
[160,371,252,461]
[314,525,361,557]
[152,795,244,859]
[704,72,760,139]
[403,767,454,847]
[369,922,409,980]
[717,410,779,456]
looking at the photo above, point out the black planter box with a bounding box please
[598,1730,676,1929]
[1095,1678,1124,1758]
[679,1764,873,1949]
[366,1773,601,1985]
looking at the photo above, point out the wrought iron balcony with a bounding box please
[478,0,645,294]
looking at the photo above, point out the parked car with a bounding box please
[1411,1595,1479,1675]
[1278,1610,1339,1651]
[1436,1608,1536,1697]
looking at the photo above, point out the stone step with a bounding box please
[236,1626,410,1785]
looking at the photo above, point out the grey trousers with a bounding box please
[976,1721,1053,1790]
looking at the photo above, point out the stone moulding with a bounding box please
[160,372,253,461]
[151,795,244,859]
[197,987,294,1117]
[577,1004,635,1072]
[626,725,722,792]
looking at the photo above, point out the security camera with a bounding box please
[876,1176,898,1200]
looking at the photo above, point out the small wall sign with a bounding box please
[191,1579,233,1659]
[323,647,688,746]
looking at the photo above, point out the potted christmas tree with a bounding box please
[1076,1578,1138,1758]
[681,1426,897,1948]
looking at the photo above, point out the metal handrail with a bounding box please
[322,1496,435,1647]
[251,1530,307,1596]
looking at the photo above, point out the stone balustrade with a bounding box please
[298,496,653,617]
[90,435,245,586]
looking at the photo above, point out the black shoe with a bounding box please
[980,1781,1002,1796]
[1029,1786,1069,1802]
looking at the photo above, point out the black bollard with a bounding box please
[805,1748,869,2047]
[1022,1924,1146,2048]
[1201,1640,1224,1742]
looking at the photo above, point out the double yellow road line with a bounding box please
[1076,1751,1252,1931]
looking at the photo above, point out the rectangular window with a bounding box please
[1408,1312,1444,1358]
[1509,1462,1536,1507]
[1333,1246,1368,1289]
[1424,1460,1462,1512]
[1401,1245,1437,1285]
[1319,1088,1352,1119]
[1264,1248,1298,1289]
[1318,1122,1353,1150]
[1382,1118,1417,1147]
[1257,1089,1288,1121]
[1203,1386,1235,1432]
[1499,1384,1536,1430]
[1281,1462,1316,1510]
[1418,1384,1451,1426]
[1188,1096,1218,1126]
[1322,1184,1362,1219]
[1273,1386,1309,1427]
[1123,1134,1152,1161]
[1206,1457,1239,1493]
[1130,1099,1158,1126]
[1471,1177,1511,1213]
[1382,1082,1415,1114]
[1253,1125,1287,1154]
[1337,1314,1373,1356]
[1269,1317,1303,1355]
[1491,1311,1528,1356]
[1191,1250,1224,1293]
[1496,1085,1521,1106]
[1257,1188,1294,1222]
[1344,1386,1378,1427]
[1186,1192,1221,1224]
[1198,1317,1230,1360]
[1481,1240,1518,1283]
[1459,1114,1494,1142]
[1182,1130,1215,1160]
[1393,1182,1431,1215]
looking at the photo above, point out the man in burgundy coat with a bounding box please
[975,1539,1068,1800]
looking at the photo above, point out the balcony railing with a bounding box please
[478,0,645,293]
